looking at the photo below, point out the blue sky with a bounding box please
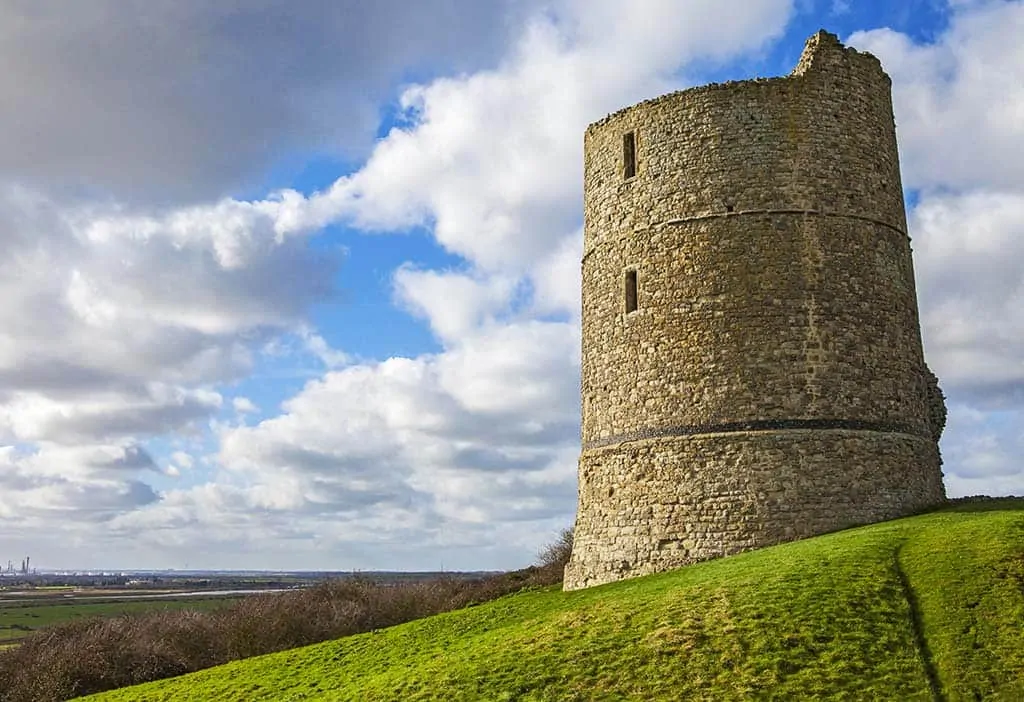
[0,0,1021,572]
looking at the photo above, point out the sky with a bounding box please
[0,0,1022,572]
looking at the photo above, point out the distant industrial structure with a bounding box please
[3,556,34,576]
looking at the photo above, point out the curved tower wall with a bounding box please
[565,31,946,591]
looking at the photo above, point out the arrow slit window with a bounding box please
[623,131,636,179]
[625,269,638,314]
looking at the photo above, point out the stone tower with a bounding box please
[564,31,946,591]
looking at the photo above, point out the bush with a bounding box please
[537,527,574,571]
[0,528,574,701]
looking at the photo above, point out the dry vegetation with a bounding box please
[0,535,571,702]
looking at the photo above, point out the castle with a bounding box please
[564,31,947,591]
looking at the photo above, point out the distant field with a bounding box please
[88,499,1024,701]
[0,596,240,645]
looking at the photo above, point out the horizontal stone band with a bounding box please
[658,208,906,236]
[582,207,906,262]
[582,418,929,451]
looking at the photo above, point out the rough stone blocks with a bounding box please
[565,30,946,591]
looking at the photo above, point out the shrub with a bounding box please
[536,527,574,572]
[0,528,574,701]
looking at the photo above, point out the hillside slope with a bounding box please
[87,499,1024,701]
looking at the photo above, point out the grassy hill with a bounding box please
[85,499,1024,701]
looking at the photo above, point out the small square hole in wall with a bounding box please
[623,131,636,180]
[624,269,638,314]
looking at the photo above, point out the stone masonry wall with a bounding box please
[565,31,946,590]
[568,431,943,590]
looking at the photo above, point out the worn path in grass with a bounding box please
[87,500,1024,701]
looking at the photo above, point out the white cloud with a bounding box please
[113,319,583,568]
[0,186,340,396]
[298,328,351,370]
[232,397,259,415]
[564,0,791,67]
[911,191,1024,405]
[75,0,806,567]
[0,386,222,444]
[18,0,1024,572]
[528,230,583,318]
[394,267,519,343]
[941,403,1024,495]
[831,0,851,15]
[0,0,528,202]
[434,322,579,420]
[0,180,343,451]
[301,0,791,275]
[171,451,195,472]
[850,1,1024,191]
[0,170,344,563]
[850,1,1024,494]
[0,443,159,524]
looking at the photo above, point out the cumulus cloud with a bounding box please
[0,175,346,568]
[0,443,159,525]
[394,268,520,343]
[170,451,194,473]
[0,183,340,454]
[29,0,1024,570]
[232,397,259,415]
[850,1,1024,192]
[113,0,795,568]
[85,0,801,568]
[151,320,584,568]
[0,0,529,203]
[911,191,1024,406]
[851,1,1024,495]
[528,231,583,318]
[0,386,222,444]
[0,187,340,387]
[297,328,351,370]
[941,403,1024,495]
[290,0,791,274]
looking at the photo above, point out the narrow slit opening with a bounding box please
[623,131,636,179]
[624,269,638,314]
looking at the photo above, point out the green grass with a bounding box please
[0,598,238,644]
[86,500,1024,701]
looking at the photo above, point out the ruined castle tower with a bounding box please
[564,31,947,591]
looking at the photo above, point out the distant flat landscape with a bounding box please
[0,571,481,648]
